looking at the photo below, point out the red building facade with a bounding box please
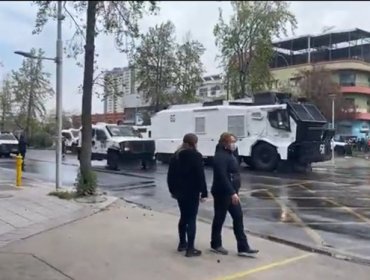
[71,112,125,128]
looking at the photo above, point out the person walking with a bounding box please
[167,133,208,257]
[210,132,259,257]
[18,133,27,171]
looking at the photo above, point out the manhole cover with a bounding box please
[75,195,107,204]
[0,194,13,199]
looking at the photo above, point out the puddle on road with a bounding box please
[250,189,273,200]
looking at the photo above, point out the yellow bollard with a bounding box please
[16,154,23,187]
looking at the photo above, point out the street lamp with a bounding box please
[14,2,64,191]
[329,93,336,165]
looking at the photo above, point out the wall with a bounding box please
[71,112,125,128]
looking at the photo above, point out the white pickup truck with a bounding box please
[331,136,349,156]
[0,132,19,157]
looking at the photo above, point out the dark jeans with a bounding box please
[177,196,200,249]
[211,194,249,252]
[20,151,26,170]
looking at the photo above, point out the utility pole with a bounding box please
[56,1,64,190]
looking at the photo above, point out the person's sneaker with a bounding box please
[177,243,187,252]
[185,248,202,257]
[211,246,229,255]
[238,249,259,257]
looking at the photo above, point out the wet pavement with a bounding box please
[1,150,370,263]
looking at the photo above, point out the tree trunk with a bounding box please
[239,72,245,99]
[80,1,97,186]
[1,104,5,131]
[26,91,33,139]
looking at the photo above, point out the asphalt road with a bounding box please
[1,149,370,263]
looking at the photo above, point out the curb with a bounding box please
[26,158,156,180]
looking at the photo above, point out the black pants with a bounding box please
[211,195,249,252]
[20,151,26,170]
[177,196,199,249]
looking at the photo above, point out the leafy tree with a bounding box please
[0,75,14,131]
[135,21,177,112]
[173,32,205,103]
[297,65,356,121]
[43,110,73,136]
[33,1,158,196]
[12,48,54,138]
[214,1,297,99]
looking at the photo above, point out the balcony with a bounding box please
[341,84,370,95]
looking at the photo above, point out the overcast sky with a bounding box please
[0,1,369,114]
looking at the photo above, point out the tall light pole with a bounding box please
[329,93,336,165]
[55,1,63,190]
[14,2,64,190]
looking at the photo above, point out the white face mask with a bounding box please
[230,142,237,151]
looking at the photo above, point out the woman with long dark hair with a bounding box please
[167,133,208,257]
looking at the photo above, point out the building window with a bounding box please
[195,117,206,134]
[345,97,355,107]
[339,71,356,86]
[199,87,208,97]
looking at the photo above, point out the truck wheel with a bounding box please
[71,144,78,154]
[335,146,345,156]
[107,150,119,171]
[252,143,279,171]
[243,157,255,169]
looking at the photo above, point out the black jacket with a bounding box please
[167,148,208,199]
[18,135,27,154]
[211,144,241,196]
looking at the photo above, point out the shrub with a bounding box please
[29,132,53,149]
[75,168,97,196]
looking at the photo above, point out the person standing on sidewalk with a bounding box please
[18,133,27,171]
[167,133,208,257]
[210,133,259,257]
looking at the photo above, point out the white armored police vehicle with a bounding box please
[62,128,80,153]
[77,123,156,170]
[150,92,334,171]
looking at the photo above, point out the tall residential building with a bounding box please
[270,28,370,138]
[103,66,149,119]
[103,67,125,114]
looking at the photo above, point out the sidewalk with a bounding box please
[0,200,369,280]
[0,168,116,249]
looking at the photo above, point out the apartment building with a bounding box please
[270,28,370,138]
[196,74,227,101]
[103,67,125,114]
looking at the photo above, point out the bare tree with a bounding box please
[297,65,356,121]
